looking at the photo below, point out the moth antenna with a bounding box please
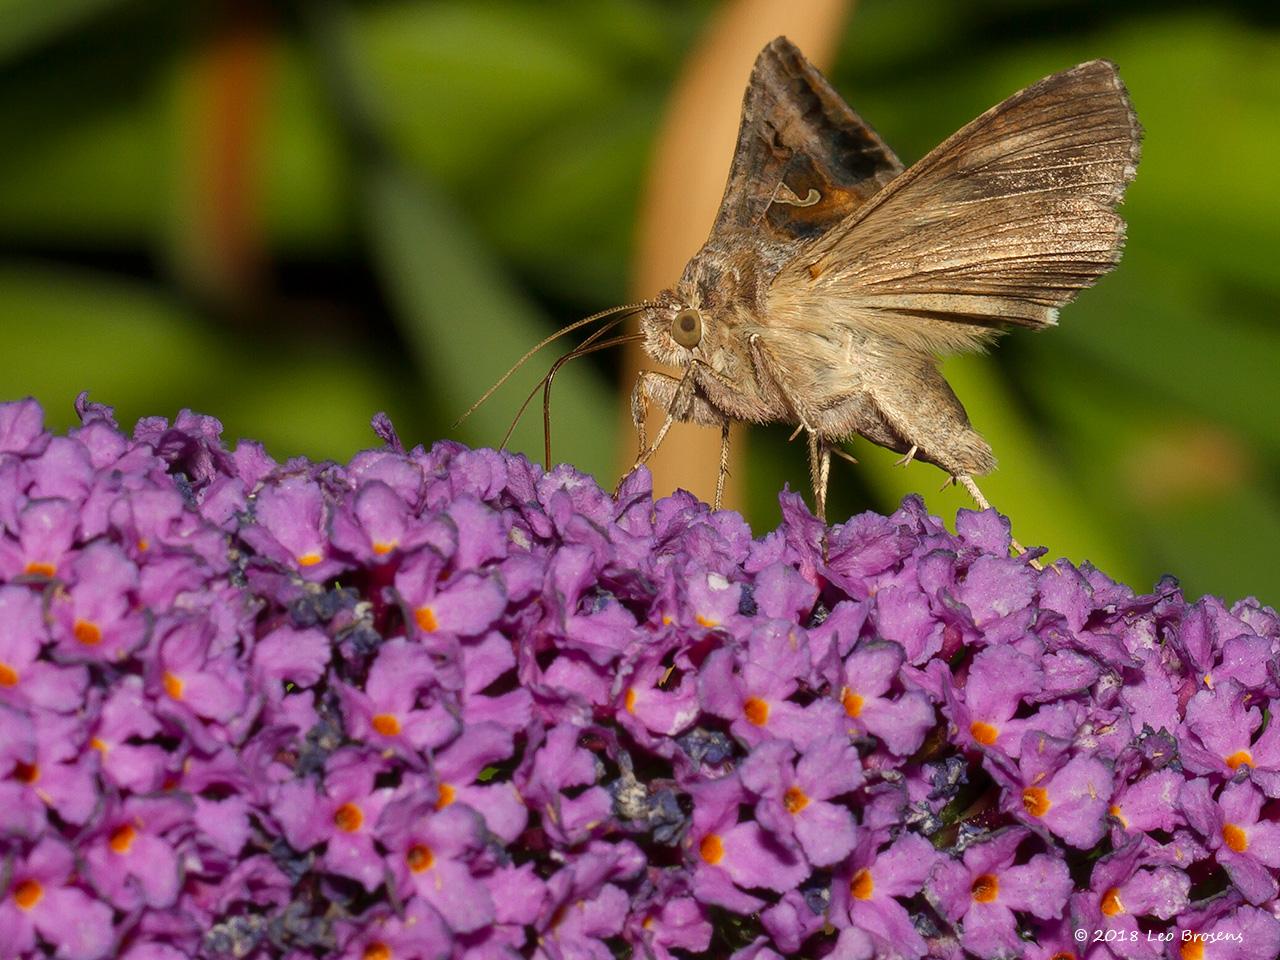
[499,331,642,460]
[542,332,644,467]
[498,317,631,452]
[454,302,653,428]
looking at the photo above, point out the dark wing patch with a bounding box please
[712,36,905,242]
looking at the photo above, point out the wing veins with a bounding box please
[764,58,1140,355]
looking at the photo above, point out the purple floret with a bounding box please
[2,395,1280,958]
[927,827,1071,959]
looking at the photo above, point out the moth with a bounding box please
[630,37,1140,521]
[469,37,1140,530]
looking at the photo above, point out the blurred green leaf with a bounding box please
[350,0,702,305]
[255,37,351,253]
[1047,248,1280,458]
[840,0,968,79]
[1102,13,1280,284]
[353,0,626,185]
[214,338,408,462]
[0,31,164,243]
[360,161,618,482]
[1031,345,1280,601]
[0,11,348,256]
[473,96,660,305]
[0,262,396,460]
[0,0,128,65]
[0,262,221,418]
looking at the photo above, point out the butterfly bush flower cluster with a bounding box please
[2,394,1279,960]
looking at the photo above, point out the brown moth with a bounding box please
[631,36,1141,522]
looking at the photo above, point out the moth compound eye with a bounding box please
[671,308,703,348]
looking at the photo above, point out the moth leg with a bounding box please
[831,446,858,467]
[894,445,918,468]
[630,371,663,462]
[632,371,683,467]
[806,432,831,523]
[631,370,686,465]
[714,420,730,510]
[955,474,989,509]
[955,474,1040,570]
[629,369,726,470]
[640,416,675,467]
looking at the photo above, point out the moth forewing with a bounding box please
[780,59,1141,335]
[714,36,905,242]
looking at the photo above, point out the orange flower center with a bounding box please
[297,552,323,567]
[1223,823,1248,853]
[363,943,392,960]
[415,606,438,632]
[24,561,56,577]
[110,823,138,854]
[971,873,999,903]
[699,833,724,865]
[0,662,18,687]
[743,697,769,726]
[406,843,434,873]
[969,721,999,746]
[13,879,42,910]
[333,802,363,833]
[73,619,102,646]
[371,714,400,736]
[1109,804,1129,829]
[1100,887,1124,916]
[163,671,184,700]
[842,689,864,719]
[1180,939,1204,960]
[435,783,456,810]
[783,786,810,814]
[1022,786,1050,817]
[1225,750,1253,771]
[624,688,637,713]
[694,614,718,628]
[372,541,396,557]
[850,868,874,900]
[13,761,38,785]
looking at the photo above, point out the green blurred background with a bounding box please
[1,0,1277,602]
